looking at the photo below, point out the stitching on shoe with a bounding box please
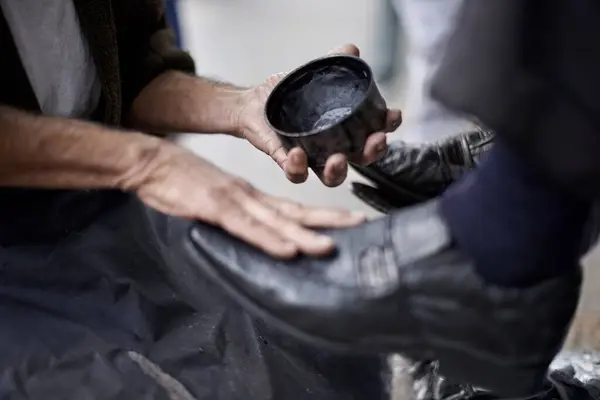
[390,201,452,266]
[355,217,400,298]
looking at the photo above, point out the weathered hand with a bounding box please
[236,44,402,187]
[135,142,366,259]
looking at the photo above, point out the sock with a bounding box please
[440,140,591,287]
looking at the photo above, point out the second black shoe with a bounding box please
[349,130,600,254]
[350,128,495,208]
[181,199,581,397]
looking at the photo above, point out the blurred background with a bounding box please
[170,0,600,353]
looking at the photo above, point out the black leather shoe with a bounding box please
[350,128,495,208]
[182,199,581,397]
[350,181,399,214]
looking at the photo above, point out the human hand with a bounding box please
[135,143,366,258]
[235,44,402,187]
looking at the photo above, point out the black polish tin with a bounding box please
[265,55,387,172]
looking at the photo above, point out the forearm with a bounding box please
[128,71,247,136]
[0,106,162,190]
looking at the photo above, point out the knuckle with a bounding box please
[277,201,303,217]
[218,204,255,227]
[216,207,242,227]
[230,177,254,192]
[202,197,232,224]
[211,177,254,198]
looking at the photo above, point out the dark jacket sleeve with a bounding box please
[431,0,600,199]
[114,0,196,117]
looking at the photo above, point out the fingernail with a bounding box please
[326,167,345,187]
[376,143,387,153]
[281,242,298,255]
[351,211,367,220]
[316,235,334,247]
[288,172,308,183]
[331,178,345,187]
[332,162,344,173]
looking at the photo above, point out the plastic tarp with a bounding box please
[0,194,388,400]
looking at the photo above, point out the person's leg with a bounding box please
[351,131,600,399]
[392,0,473,143]
[355,124,591,286]
[350,129,600,258]
[441,139,591,287]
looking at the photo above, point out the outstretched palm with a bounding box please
[237,45,403,187]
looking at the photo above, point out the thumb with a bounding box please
[270,147,288,169]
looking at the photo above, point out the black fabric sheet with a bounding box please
[0,194,387,400]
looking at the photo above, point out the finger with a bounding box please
[384,109,403,132]
[239,195,338,256]
[261,194,367,228]
[252,125,287,168]
[360,132,388,165]
[283,147,309,183]
[218,205,299,259]
[270,146,288,169]
[256,131,307,183]
[264,71,288,86]
[327,43,360,57]
[321,153,348,187]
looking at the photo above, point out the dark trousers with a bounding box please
[165,0,183,48]
[0,195,386,400]
[441,140,591,287]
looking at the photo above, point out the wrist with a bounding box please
[113,132,166,191]
[185,76,248,135]
[211,85,250,137]
[229,88,256,138]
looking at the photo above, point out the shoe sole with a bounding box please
[349,163,429,206]
[183,227,549,397]
[350,182,396,214]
